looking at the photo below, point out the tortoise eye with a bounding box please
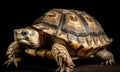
[21,31,29,36]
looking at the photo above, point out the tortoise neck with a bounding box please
[28,26,54,49]
[26,26,46,48]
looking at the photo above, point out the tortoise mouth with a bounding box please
[18,39,27,42]
[17,39,34,45]
[17,38,26,42]
[17,39,28,43]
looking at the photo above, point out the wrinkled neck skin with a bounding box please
[27,32,45,49]
[37,32,46,48]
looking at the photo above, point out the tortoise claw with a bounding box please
[101,59,115,65]
[14,60,18,68]
[3,58,21,68]
[55,67,74,72]
[4,59,13,67]
[109,59,115,65]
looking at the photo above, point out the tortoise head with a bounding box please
[13,28,44,48]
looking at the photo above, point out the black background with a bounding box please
[0,0,120,72]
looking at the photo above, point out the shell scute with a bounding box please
[32,9,113,50]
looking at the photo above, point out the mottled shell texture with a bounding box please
[32,8,112,50]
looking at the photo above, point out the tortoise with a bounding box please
[4,8,115,72]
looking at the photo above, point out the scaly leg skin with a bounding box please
[4,41,22,68]
[52,43,75,72]
[95,49,115,65]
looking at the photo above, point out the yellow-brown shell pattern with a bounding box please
[32,8,113,50]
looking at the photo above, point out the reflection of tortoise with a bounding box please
[4,8,115,72]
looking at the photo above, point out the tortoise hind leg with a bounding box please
[52,43,75,72]
[95,49,115,65]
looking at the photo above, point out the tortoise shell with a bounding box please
[32,8,112,50]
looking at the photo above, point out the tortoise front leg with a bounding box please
[4,41,22,68]
[52,43,75,72]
